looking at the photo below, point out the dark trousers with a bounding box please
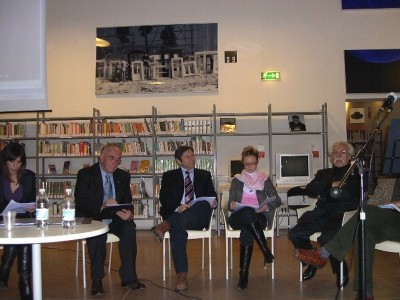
[288,207,344,273]
[86,218,138,282]
[325,205,400,294]
[167,201,212,274]
[228,207,267,246]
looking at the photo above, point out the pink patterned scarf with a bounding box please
[234,170,268,190]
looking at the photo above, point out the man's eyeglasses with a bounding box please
[331,150,348,156]
[107,155,122,164]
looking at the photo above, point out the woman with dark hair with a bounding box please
[0,143,36,300]
[228,145,281,289]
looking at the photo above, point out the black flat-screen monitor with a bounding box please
[229,160,244,180]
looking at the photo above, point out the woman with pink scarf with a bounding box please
[228,145,281,290]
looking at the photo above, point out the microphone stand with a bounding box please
[332,106,393,300]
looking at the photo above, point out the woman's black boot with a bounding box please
[248,221,274,266]
[237,245,253,290]
[18,245,32,300]
[0,245,18,288]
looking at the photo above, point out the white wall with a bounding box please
[41,0,399,151]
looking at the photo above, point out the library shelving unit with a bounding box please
[346,122,382,192]
[267,103,328,232]
[213,103,328,234]
[151,106,217,228]
[0,103,328,228]
[93,108,156,227]
[267,103,329,176]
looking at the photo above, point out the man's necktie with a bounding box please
[104,174,113,202]
[184,171,194,205]
[103,174,113,224]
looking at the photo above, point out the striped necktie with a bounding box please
[104,174,113,202]
[184,171,194,205]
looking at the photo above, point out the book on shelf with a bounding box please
[139,160,151,173]
[144,118,152,133]
[130,160,140,173]
[220,118,236,133]
[48,164,57,174]
[62,161,71,174]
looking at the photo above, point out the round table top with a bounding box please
[0,220,108,245]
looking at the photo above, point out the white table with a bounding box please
[0,220,108,300]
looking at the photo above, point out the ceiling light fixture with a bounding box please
[96,38,110,47]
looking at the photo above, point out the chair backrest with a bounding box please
[287,186,307,198]
[221,191,233,231]
[264,209,277,238]
[296,199,317,219]
[341,209,357,226]
[206,209,215,231]
[221,190,229,214]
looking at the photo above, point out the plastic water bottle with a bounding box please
[62,188,76,228]
[36,188,49,228]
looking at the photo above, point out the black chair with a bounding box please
[286,186,310,229]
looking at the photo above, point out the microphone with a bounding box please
[379,92,397,111]
[330,187,342,199]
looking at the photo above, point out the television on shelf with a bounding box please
[275,153,313,186]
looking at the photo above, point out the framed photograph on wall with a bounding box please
[288,114,306,132]
[96,23,218,96]
[349,108,365,124]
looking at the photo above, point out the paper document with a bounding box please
[190,197,216,206]
[234,196,276,212]
[1,200,35,215]
[379,203,400,213]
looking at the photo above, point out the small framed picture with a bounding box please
[288,114,306,132]
[349,108,365,124]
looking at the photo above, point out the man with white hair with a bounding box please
[288,141,360,288]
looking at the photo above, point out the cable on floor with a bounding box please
[42,245,203,300]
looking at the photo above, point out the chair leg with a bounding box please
[202,238,205,270]
[82,241,86,289]
[208,236,212,280]
[230,238,233,270]
[340,261,343,290]
[299,262,303,282]
[162,238,166,281]
[108,242,113,273]
[225,237,229,280]
[75,241,79,277]
[271,237,275,279]
[168,239,171,270]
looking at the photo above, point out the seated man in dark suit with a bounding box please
[75,143,145,296]
[288,141,360,288]
[151,145,217,293]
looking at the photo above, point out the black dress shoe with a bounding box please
[302,265,318,281]
[121,280,146,290]
[336,261,349,288]
[91,279,104,296]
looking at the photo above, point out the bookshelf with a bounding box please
[214,103,328,233]
[0,103,328,229]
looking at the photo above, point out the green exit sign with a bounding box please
[261,71,281,81]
